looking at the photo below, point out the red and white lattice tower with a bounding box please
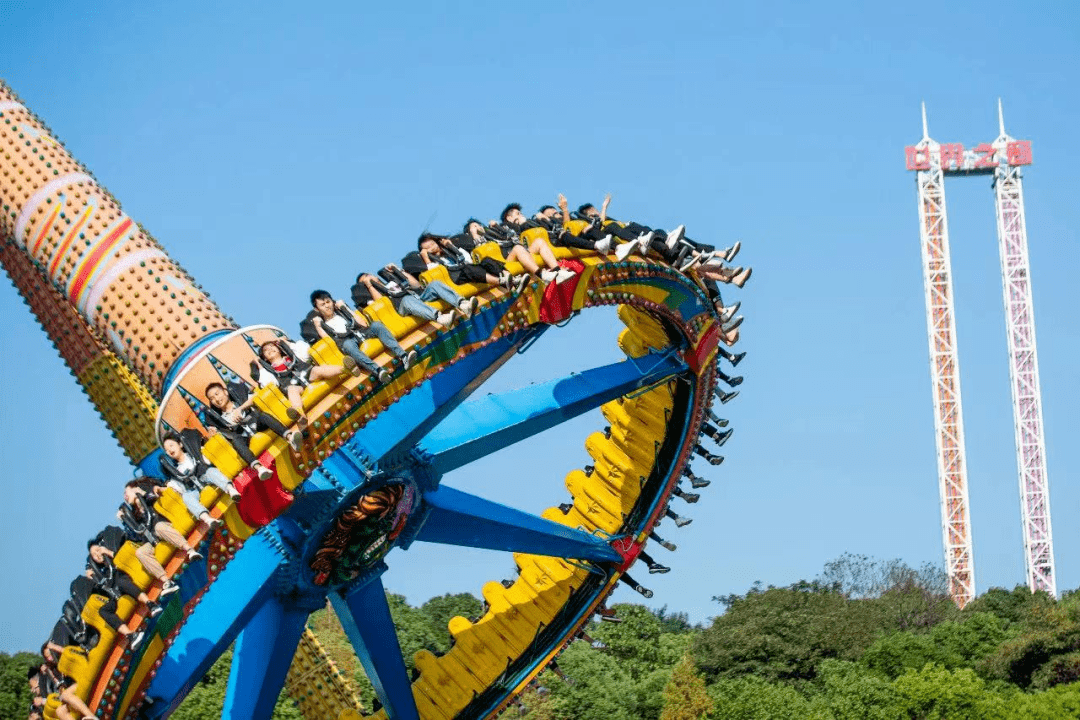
[905,102,1056,607]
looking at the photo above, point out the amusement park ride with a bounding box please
[1,80,746,720]
[906,102,1056,608]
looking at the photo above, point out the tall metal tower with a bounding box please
[905,102,1056,606]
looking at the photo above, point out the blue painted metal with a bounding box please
[134,448,164,477]
[329,573,420,720]
[412,485,622,562]
[340,328,544,470]
[222,596,310,720]
[422,351,687,475]
[143,533,286,719]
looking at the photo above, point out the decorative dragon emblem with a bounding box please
[310,483,416,586]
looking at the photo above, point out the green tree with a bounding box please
[0,651,38,720]
[809,659,902,720]
[419,592,482,650]
[694,581,878,682]
[706,675,827,720]
[981,593,1080,688]
[541,642,639,720]
[660,654,713,720]
[892,663,1010,720]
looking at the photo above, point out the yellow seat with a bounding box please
[420,265,486,299]
[300,379,334,408]
[364,296,423,340]
[552,245,594,260]
[155,488,198,532]
[202,433,246,478]
[57,647,91,695]
[114,542,154,590]
[439,642,502,687]
[471,241,505,265]
[446,616,514,684]
[482,580,547,631]
[309,337,344,366]
[253,385,293,427]
[619,305,671,350]
[517,565,572,615]
[564,219,591,235]
[413,648,482,701]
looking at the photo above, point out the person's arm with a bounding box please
[600,193,611,224]
[312,315,330,339]
[361,274,384,301]
[558,194,571,226]
[389,264,422,290]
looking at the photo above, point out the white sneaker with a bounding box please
[286,430,303,452]
[499,271,511,288]
[638,231,655,247]
[614,239,639,261]
[513,274,530,293]
[724,240,741,262]
[665,225,685,249]
[458,299,473,319]
[160,581,180,597]
[402,349,418,370]
[595,236,612,254]
[554,268,576,284]
[377,368,392,384]
[435,311,455,327]
[540,269,558,283]
[253,462,272,481]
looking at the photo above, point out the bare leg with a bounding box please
[285,385,305,415]
[506,245,541,274]
[309,365,345,382]
[59,686,96,719]
[528,239,560,270]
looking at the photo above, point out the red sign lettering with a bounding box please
[939,143,964,170]
[972,143,998,169]
[905,145,931,170]
[1007,140,1032,166]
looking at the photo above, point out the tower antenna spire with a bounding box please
[921,101,929,139]
[998,98,1006,136]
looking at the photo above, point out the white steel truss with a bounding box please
[992,107,1057,597]
[913,106,976,608]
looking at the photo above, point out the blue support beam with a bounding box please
[142,533,285,719]
[329,574,420,720]
[222,597,310,720]
[422,351,687,475]
[413,485,622,562]
[342,328,544,474]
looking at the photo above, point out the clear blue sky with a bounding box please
[1,1,1077,652]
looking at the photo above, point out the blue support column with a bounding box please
[142,533,285,719]
[329,574,420,720]
[422,351,686,474]
[413,485,622,562]
[344,329,543,471]
[223,597,310,720]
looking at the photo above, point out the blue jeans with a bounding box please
[339,323,404,372]
[168,467,233,519]
[398,281,463,321]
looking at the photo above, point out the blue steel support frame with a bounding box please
[222,597,311,720]
[413,485,622,562]
[329,573,420,720]
[422,351,686,474]
[144,533,287,718]
[348,329,544,467]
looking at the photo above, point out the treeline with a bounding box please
[520,555,1080,719]
[3,556,1078,719]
